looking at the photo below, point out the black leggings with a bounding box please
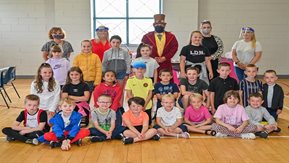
[2,127,44,142]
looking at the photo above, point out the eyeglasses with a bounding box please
[98,101,112,104]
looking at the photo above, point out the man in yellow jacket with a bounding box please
[73,40,102,93]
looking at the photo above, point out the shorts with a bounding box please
[116,71,127,80]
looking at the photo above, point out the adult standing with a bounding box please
[232,27,262,81]
[200,20,224,79]
[41,27,74,61]
[91,25,111,61]
[141,14,178,80]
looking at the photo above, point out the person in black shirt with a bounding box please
[208,63,239,114]
[180,31,213,85]
[2,95,48,145]
[200,20,224,79]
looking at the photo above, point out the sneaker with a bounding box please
[6,136,15,142]
[181,132,190,139]
[74,139,82,146]
[122,137,134,145]
[50,141,62,148]
[215,132,228,138]
[273,127,281,133]
[25,138,39,145]
[152,134,160,141]
[255,131,268,139]
[91,136,105,142]
[241,133,256,139]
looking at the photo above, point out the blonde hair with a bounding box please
[59,98,75,106]
[189,93,203,102]
[161,94,175,102]
[251,33,256,48]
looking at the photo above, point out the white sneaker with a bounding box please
[181,132,190,139]
[215,132,228,138]
[241,133,256,139]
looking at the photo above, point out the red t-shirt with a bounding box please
[91,39,111,61]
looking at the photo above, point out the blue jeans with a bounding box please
[116,71,126,80]
[234,66,245,81]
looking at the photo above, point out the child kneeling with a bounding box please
[184,93,214,135]
[39,98,90,150]
[212,90,256,139]
[89,94,124,142]
[153,94,190,138]
[122,97,160,144]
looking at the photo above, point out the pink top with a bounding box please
[184,105,212,123]
[214,104,249,126]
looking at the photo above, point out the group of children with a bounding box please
[1,28,285,151]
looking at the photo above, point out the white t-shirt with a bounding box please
[133,57,159,78]
[156,106,182,126]
[30,80,61,112]
[61,112,71,128]
[26,112,38,128]
[232,40,262,65]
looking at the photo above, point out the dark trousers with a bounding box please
[89,126,125,140]
[211,59,219,79]
[234,66,245,81]
[2,127,44,142]
[145,109,152,125]
[153,124,188,132]
[267,108,278,121]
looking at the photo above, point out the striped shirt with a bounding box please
[240,79,263,107]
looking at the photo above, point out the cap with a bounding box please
[132,61,146,69]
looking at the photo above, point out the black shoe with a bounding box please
[25,138,39,145]
[273,127,281,133]
[122,137,134,145]
[74,139,82,146]
[258,131,268,139]
[152,134,160,141]
[91,136,105,142]
[6,136,15,142]
[50,141,62,148]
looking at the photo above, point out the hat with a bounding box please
[153,14,166,24]
[132,61,146,69]
[96,25,109,31]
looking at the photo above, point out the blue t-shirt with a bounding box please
[154,82,179,108]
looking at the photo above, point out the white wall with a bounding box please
[0,0,289,76]
[198,0,289,75]
[0,0,90,76]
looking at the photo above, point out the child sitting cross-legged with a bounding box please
[89,94,124,142]
[245,92,278,138]
[2,94,49,145]
[153,94,190,138]
[121,97,160,145]
[39,98,90,150]
[212,90,256,139]
[184,93,215,136]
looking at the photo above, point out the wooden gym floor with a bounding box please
[1,79,289,163]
